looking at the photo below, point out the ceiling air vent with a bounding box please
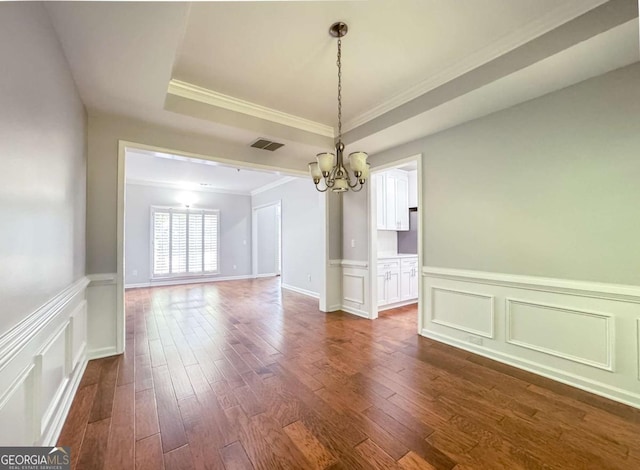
[250,138,284,152]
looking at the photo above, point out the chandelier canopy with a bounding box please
[309,22,369,193]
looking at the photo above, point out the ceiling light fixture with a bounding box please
[309,22,369,193]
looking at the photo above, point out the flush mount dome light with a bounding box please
[308,22,369,193]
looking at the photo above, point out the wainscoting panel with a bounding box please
[0,277,90,445]
[0,365,35,446]
[343,274,365,304]
[37,324,69,434]
[86,273,118,359]
[70,301,87,370]
[431,287,494,338]
[422,267,640,408]
[341,260,370,318]
[506,298,613,370]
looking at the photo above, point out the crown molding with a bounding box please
[126,178,251,196]
[250,176,298,196]
[343,0,609,132]
[168,79,335,138]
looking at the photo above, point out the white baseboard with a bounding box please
[340,305,371,319]
[326,304,342,312]
[254,273,278,279]
[421,329,640,409]
[87,346,120,360]
[281,283,319,299]
[378,299,418,312]
[126,274,254,289]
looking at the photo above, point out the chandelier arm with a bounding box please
[350,183,364,192]
[347,176,361,189]
[314,182,329,193]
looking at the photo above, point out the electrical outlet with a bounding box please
[233,264,237,270]
[468,336,483,346]
[351,239,356,248]
[132,269,138,276]
[307,274,312,282]
[243,239,247,245]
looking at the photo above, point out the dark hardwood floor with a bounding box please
[58,277,640,469]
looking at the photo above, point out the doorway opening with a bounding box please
[116,141,328,353]
[368,154,423,333]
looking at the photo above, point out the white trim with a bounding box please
[342,0,609,132]
[250,176,298,196]
[637,318,640,381]
[422,266,640,303]
[254,273,278,279]
[505,297,614,372]
[421,328,640,410]
[87,346,119,361]
[281,283,320,299]
[339,305,371,319]
[127,178,251,196]
[430,286,495,339]
[168,79,335,138]
[328,259,342,267]
[125,274,255,289]
[0,277,89,372]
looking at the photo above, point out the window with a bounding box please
[152,207,219,277]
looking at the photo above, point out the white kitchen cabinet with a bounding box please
[378,256,418,307]
[377,259,400,305]
[376,170,409,231]
[400,258,419,301]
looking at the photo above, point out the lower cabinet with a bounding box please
[400,258,419,301]
[378,257,418,307]
[377,259,400,305]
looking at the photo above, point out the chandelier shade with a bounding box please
[310,22,369,193]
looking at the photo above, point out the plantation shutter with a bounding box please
[204,212,218,272]
[152,208,219,277]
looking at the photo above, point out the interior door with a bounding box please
[256,204,278,276]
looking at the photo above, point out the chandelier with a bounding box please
[309,22,369,193]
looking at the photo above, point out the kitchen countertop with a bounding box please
[377,253,418,260]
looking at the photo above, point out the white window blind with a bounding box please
[151,207,219,277]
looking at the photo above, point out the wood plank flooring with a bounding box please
[58,277,640,469]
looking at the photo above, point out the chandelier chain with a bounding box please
[337,37,342,142]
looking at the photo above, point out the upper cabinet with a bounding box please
[376,170,409,231]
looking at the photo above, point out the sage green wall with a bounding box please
[371,62,640,285]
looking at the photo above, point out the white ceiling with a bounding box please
[44,0,638,169]
[174,0,588,126]
[125,150,294,194]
